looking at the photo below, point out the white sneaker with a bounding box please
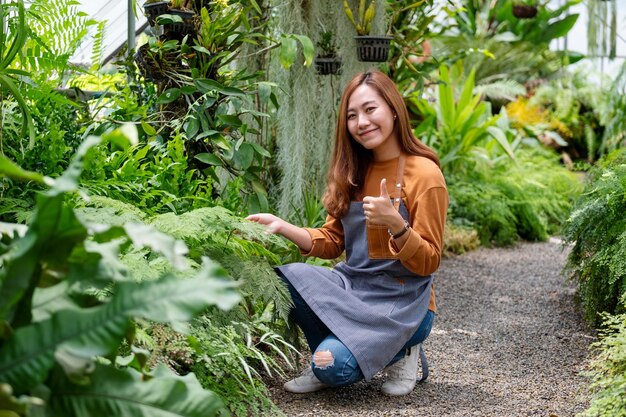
[283,366,328,393]
[381,345,420,396]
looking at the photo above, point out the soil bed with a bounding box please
[268,240,594,416]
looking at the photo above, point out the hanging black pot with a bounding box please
[162,9,196,38]
[512,5,538,19]
[354,36,392,62]
[144,1,170,26]
[314,56,342,75]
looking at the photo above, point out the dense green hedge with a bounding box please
[563,149,626,326]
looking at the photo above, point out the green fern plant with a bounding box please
[0,135,238,416]
[89,21,107,72]
[562,148,626,326]
[24,0,97,84]
[581,301,626,417]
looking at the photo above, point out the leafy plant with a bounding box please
[581,302,626,417]
[528,68,608,163]
[409,62,515,175]
[562,148,626,326]
[0,0,35,149]
[0,135,239,416]
[317,31,337,57]
[448,146,581,246]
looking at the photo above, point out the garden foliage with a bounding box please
[581,302,626,417]
[563,149,626,326]
[0,136,239,416]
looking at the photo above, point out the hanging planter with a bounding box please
[343,0,392,62]
[354,36,392,62]
[315,56,342,75]
[512,4,538,18]
[314,30,341,75]
[162,9,196,38]
[144,1,171,27]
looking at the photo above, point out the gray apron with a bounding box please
[278,161,433,381]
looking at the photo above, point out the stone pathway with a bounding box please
[269,240,595,417]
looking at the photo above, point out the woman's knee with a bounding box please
[311,337,363,387]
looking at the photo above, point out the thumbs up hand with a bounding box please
[362,178,400,226]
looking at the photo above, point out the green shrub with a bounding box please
[581,302,626,417]
[448,146,581,246]
[563,149,626,326]
[0,136,237,416]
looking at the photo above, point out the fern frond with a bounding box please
[474,79,526,102]
[74,195,147,225]
[89,21,107,72]
[24,0,98,83]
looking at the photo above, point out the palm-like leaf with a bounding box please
[48,364,224,417]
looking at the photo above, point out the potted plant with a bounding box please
[314,31,342,75]
[161,0,196,37]
[144,0,171,27]
[343,0,392,62]
[512,0,538,19]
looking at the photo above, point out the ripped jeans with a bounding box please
[281,273,435,387]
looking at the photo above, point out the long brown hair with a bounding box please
[323,70,440,219]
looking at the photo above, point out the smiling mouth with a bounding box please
[359,128,377,136]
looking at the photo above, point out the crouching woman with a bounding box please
[247,70,448,396]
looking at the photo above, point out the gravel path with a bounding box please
[268,239,595,416]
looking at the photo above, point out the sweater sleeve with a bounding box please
[300,214,345,259]
[389,186,448,276]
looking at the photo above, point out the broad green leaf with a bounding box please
[437,66,456,130]
[140,122,156,136]
[185,116,200,139]
[486,126,515,159]
[0,155,45,184]
[293,35,314,67]
[249,142,271,158]
[156,88,183,104]
[232,143,254,170]
[543,14,578,43]
[48,364,225,417]
[279,36,297,69]
[0,267,239,394]
[457,68,476,112]
[194,78,245,97]
[31,282,79,322]
[218,114,243,128]
[0,194,86,328]
[194,153,222,166]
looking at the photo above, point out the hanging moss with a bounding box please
[267,0,389,216]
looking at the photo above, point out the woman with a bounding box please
[247,70,448,396]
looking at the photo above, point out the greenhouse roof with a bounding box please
[70,0,626,75]
[72,0,149,65]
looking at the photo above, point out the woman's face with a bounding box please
[346,84,399,160]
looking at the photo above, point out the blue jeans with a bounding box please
[281,273,435,387]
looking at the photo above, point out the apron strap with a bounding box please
[392,154,406,211]
[418,344,429,382]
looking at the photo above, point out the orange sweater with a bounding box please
[302,155,448,312]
